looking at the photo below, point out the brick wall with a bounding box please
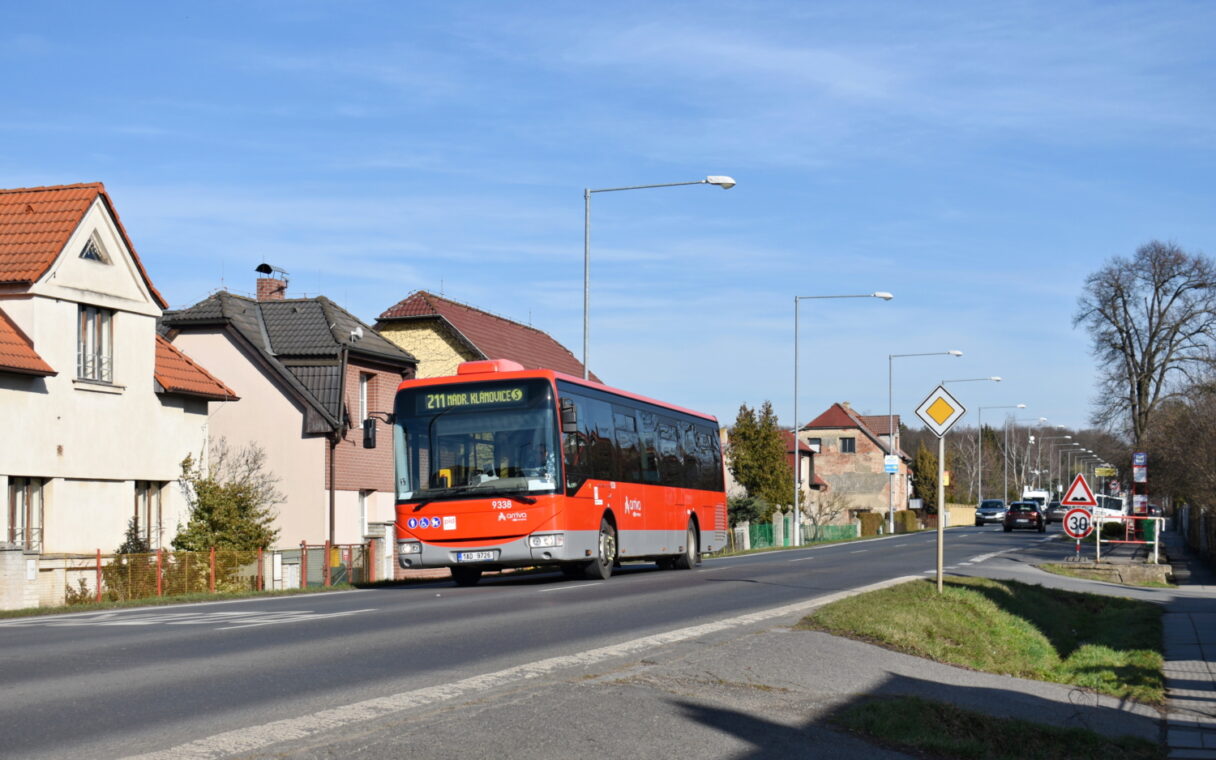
[802,428,908,512]
[329,358,403,492]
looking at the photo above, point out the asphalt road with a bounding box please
[0,524,1068,759]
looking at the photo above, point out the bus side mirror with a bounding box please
[560,399,578,434]
[362,418,376,449]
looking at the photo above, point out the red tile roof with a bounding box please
[804,402,909,460]
[803,403,856,430]
[859,414,899,437]
[0,183,166,308]
[378,291,597,380]
[782,430,814,453]
[154,335,238,401]
[0,308,55,376]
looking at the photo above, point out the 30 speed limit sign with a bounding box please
[1063,508,1094,539]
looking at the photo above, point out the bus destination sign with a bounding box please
[419,386,527,413]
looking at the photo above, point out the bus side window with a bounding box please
[680,422,701,488]
[583,397,617,481]
[563,396,590,489]
[613,407,642,482]
[639,411,661,483]
[657,419,683,487]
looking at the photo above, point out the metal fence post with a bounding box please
[209,547,216,593]
[156,549,163,597]
[367,540,374,584]
[300,541,307,589]
[95,549,102,603]
[323,540,331,588]
[257,547,264,591]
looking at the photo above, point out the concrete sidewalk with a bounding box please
[1159,530,1216,759]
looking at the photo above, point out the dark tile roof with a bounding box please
[0,307,56,376]
[154,335,238,401]
[859,415,900,437]
[0,183,166,307]
[164,291,416,432]
[377,290,596,380]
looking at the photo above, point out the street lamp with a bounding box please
[977,404,1025,503]
[1007,416,1046,500]
[1057,443,1082,489]
[1040,435,1072,492]
[886,350,963,533]
[793,291,894,546]
[583,175,736,379]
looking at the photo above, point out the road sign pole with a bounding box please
[937,434,945,593]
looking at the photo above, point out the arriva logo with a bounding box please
[497,512,527,522]
[624,497,642,517]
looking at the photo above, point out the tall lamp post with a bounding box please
[940,377,1001,503]
[977,404,1025,503]
[1057,443,1082,487]
[1007,417,1046,500]
[886,350,963,533]
[583,175,736,379]
[793,291,894,547]
[1041,435,1072,493]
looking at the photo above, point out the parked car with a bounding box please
[975,499,1007,526]
[1004,501,1046,533]
[1045,501,1067,524]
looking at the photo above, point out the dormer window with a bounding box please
[79,234,110,264]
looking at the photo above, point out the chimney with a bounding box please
[254,263,289,301]
[257,277,287,301]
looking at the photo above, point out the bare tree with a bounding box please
[1074,241,1216,445]
[805,488,852,540]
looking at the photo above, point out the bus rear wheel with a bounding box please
[583,517,617,580]
[450,566,483,586]
[672,522,700,570]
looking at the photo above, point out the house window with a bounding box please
[134,481,164,550]
[807,437,822,451]
[358,490,372,537]
[839,437,856,454]
[7,477,45,551]
[79,233,110,263]
[77,305,114,383]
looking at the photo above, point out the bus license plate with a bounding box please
[456,551,496,562]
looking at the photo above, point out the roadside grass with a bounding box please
[1039,563,1175,589]
[832,696,1164,760]
[0,584,356,619]
[799,577,1164,704]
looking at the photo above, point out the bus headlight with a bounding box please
[528,533,564,549]
[398,541,422,556]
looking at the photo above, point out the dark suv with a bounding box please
[975,499,1007,526]
[1004,501,1045,532]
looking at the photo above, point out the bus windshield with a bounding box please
[393,379,559,503]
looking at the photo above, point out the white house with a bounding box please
[0,183,235,562]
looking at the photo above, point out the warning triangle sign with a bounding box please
[1061,473,1097,507]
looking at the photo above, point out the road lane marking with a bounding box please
[0,609,376,630]
[538,583,599,593]
[121,575,920,760]
[788,556,815,563]
[849,550,867,554]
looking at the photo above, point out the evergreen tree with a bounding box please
[728,401,794,515]
[912,441,939,513]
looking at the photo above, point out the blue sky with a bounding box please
[4,1,1214,432]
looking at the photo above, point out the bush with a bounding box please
[895,510,920,533]
[859,512,883,536]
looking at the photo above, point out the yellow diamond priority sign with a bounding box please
[915,385,967,438]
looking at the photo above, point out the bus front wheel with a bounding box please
[673,522,700,570]
[584,517,617,580]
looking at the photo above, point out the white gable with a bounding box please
[30,198,161,317]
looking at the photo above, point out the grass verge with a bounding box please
[0,584,355,619]
[1038,563,1174,588]
[833,696,1164,760]
[799,576,1164,704]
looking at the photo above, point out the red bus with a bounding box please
[392,359,728,585]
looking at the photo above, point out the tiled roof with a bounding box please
[805,402,910,461]
[803,403,856,430]
[859,414,899,437]
[782,430,813,453]
[153,335,238,401]
[0,307,55,376]
[164,291,416,431]
[0,183,167,308]
[377,291,596,380]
